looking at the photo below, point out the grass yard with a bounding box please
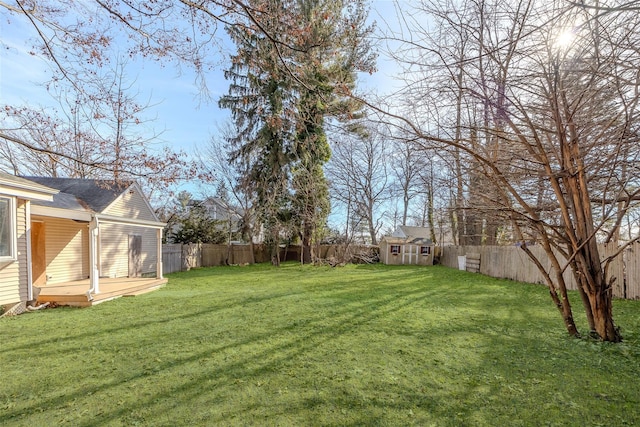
[2,263,640,426]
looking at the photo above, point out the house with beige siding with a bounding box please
[0,173,58,307]
[1,175,165,309]
[379,226,434,266]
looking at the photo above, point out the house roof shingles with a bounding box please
[23,177,131,213]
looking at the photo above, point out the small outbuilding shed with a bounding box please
[379,226,434,266]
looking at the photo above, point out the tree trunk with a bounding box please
[427,182,437,244]
[587,287,621,342]
[523,243,581,337]
[249,240,256,265]
[302,222,312,264]
[574,243,621,342]
[551,272,581,338]
[271,246,280,266]
[465,212,482,246]
[484,219,498,245]
[402,194,409,226]
[270,228,280,267]
[368,212,377,245]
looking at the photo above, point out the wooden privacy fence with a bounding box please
[162,243,264,274]
[162,243,376,274]
[440,243,640,300]
[162,244,182,275]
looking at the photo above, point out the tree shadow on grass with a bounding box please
[1,278,337,355]
[3,266,637,426]
[1,282,438,425]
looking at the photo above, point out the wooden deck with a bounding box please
[35,277,168,308]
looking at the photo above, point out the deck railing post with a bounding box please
[88,217,100,297]
[157,228,163,279]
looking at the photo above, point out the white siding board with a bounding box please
[17,200,29,300]
[104,187,157,222]
[100,223,158,278]
[35,216,89,285]
[0,199,29,305]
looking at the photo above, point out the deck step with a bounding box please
[36,278,167,307]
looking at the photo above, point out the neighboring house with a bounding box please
[0,173,59,306]
[190,197,242,224]
[0,174,165,308]
[186,197,264,243]
[379,225,434,266]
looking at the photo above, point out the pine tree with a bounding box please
[220,0,375,264]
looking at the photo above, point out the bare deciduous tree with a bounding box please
[390,138,423,227]
[327,125,392,245]
[198,130,259,262]
[372,0,640,341]
[1,58,190,192]
[2,0,370,184]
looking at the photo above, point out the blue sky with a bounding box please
[0,1,401,198]
[0,1,400,153]
[0,1,412,236]
[0,15,228,154]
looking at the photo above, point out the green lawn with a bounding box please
[2,263,640,426]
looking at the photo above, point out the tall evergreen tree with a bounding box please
[220,0,375,264]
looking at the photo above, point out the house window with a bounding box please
[0,196,16,260]
[390,245,400,255]
[421,246,431,256]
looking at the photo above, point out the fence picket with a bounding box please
[162,244,182,275]
[161,244,375,274]
[162,243,640,300]
[626,242,640,299]
[441,244,640,300]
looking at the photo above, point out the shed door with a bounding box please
[128,234,142,278]
[31,221,46,286]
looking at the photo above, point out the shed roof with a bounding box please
[24,177,131,213]
[392,226,431,239]
[383,236,433,245]
[384,225,433,246]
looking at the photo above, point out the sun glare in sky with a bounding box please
[554,28,575,49]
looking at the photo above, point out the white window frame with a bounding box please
[0,196,17,262]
